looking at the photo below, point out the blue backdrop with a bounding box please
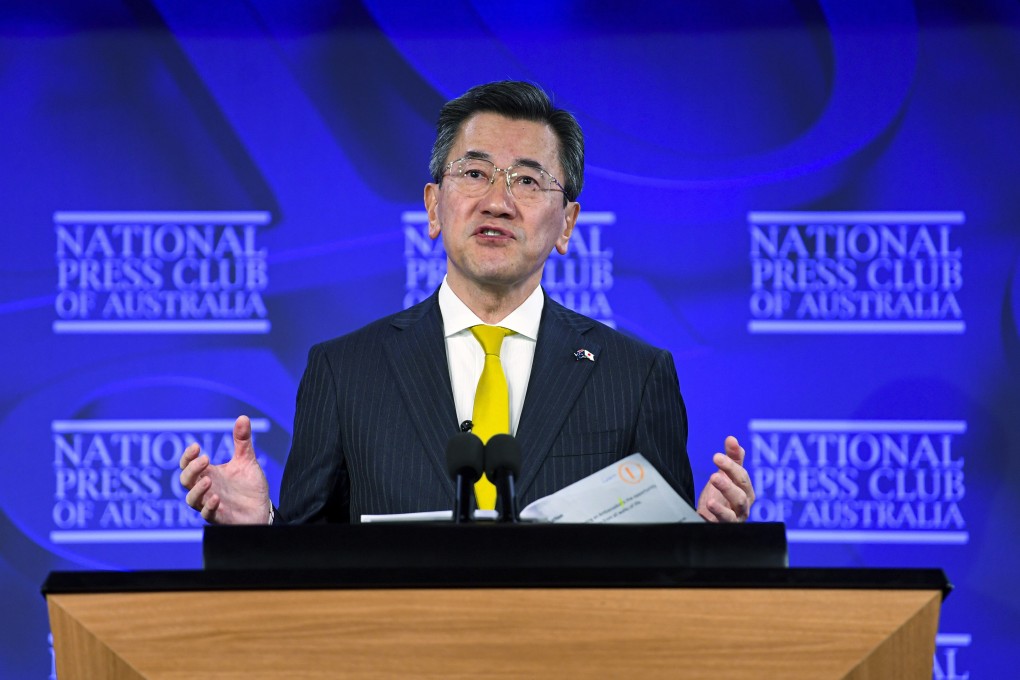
[2,1,1017,677]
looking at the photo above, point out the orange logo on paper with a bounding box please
[618,461,645,484]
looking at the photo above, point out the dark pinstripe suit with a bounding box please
[277,290,694,523]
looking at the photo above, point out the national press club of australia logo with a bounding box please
[53,211,271,334]
[747,418,968,545]
[747,211,964,334]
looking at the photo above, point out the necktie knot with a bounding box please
[470,325,512,356]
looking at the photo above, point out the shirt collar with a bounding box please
[438,276,544,340]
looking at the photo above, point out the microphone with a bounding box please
[484,434,522,523]
[445,432,484,523]
[459,420,473,433]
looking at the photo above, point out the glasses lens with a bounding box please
[506,167,550,200]
[451,158,495,190]
[446,158,558,204]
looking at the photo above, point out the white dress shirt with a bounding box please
[438,277,543,437]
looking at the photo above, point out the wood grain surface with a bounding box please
[48,587,941,679]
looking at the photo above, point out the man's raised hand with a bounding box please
[178,415,272,524]
[696,435,755,523]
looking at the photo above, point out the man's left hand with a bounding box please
[697,435,755,522]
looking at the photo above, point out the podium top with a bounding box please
[41,566,952,599]
[203,521,789,570]
[42,523,952,599]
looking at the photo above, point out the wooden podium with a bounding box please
[44,524,950,679]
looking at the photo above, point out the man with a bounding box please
[179,80,754,524]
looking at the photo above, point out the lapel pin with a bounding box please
[574,348,595,362]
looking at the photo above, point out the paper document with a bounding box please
[519,453,704,524]
[361,509,498,523]
[360,454,702,524]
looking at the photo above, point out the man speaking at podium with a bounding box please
[179,80,755,525]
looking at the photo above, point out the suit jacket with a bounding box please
[277,290,694,523]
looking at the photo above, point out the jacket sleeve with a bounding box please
[277,343,351,523]
[631,348,695,505]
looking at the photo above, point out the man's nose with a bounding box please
[481,170,517,214]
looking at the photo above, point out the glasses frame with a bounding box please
[441,156,567,203]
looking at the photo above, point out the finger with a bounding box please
[711,471,749,519]
[200,493,220,522]
[713,453,752,489]
[699,493,738,523]
[179,442,201,471]
[705,500,738,523]
[233,415,254,462]
[698,507,718,523]
[179,455,209,489]
[724,436,745,464]
[715,453,755,506]
[185,475,212,511]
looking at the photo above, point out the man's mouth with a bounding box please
[474,226,513,238]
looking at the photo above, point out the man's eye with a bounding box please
[464,169,488,180]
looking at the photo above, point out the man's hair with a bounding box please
[429,80,584,202]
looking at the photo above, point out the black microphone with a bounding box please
[459,420,473,433]
[445,432,484,523]
[484,434,522,523]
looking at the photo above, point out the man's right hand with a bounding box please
[179,415,272,524]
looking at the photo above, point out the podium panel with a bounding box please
[48,585,941,679]
[44,525,948,678]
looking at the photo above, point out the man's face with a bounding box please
[424,112,580,300]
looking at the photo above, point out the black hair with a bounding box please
[429,80,584,202]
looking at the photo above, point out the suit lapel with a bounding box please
[382,294,458,500]
[515,296,600,497]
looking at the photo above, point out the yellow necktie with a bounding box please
[470,325,514,510]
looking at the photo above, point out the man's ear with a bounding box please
[554,201,581,255]
[424,183,441,239]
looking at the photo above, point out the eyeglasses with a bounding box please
[442,156,566,204]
